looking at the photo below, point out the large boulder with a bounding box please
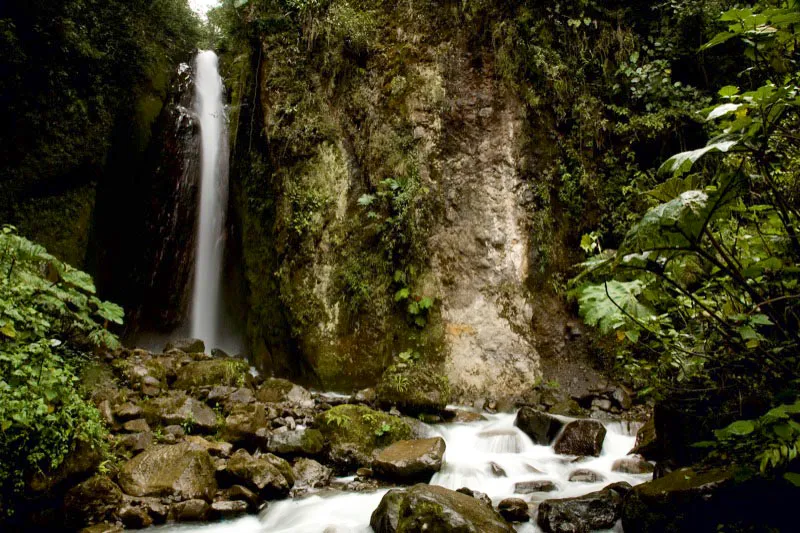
[372,437,446,483]
[630,417,657,459]
[62,475,123,528]
[141,392,218,433]
[621,466,798,532]
[225,449,294,499]
[370,484,515,533]
[266,429,324,456]
[221,402,273,446]
[498,498,529,522]
[117,442,217,500]
[174,359,250,389]
[537,482,630,533]
[553,420,606,456]
[514,407,564,445]
[164,338,205,353]
[376,364,450,414]
[316,405,413,470]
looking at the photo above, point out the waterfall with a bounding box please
[190,50,229,350]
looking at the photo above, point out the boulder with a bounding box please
[62,475,123,528]
[553,420,606,456]
[450,409,487,423]
[221,402,273,446]
[498,498,529,522]
[114,402,143,421]
[116,431,153,453]
[28,439,103,494]
[164,338,205,353]
[612,456,654,475]
[225,449,294,499]
[370,484,514,533]
[184,435,234,457]
[515,480,558,494]
[292,458,333,494]
[568,469,604,483]
[372,437,446,483]
[456,487,493,507]
[256,378,313,406]
[123,418,151,433]
[174,359,250,389]
[376,364,450,414]
[316,405,412,470]
[266,429,324,456]
[118,503,153,529]
[630,417,657,459]
[170,499,209,521]
[220,484,261,511]
[79,525,124,533]
[117,442,217,500]
[514,407,564,445]
[141,392,218,433]
[537,483,630,533]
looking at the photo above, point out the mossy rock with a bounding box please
[174,359,250,389]
[117,442,217,500]
[315,405,413,471]
[255,378,295,402]
[376,364,450,414]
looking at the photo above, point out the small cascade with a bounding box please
[190,50,229,350]
[149,412,649,533]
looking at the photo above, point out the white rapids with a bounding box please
[149,411,649,532]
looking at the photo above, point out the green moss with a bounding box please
[256,378,295,402]
[376,363,450,414]
[173,359,249,389]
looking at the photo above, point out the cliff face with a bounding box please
[228,1,558,398]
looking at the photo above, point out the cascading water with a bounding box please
[190,50,229,350]
[149,412,649,532]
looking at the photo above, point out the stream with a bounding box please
[151,411,647,532]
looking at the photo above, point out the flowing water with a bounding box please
[190,50,229,350]
[152,411,648,532]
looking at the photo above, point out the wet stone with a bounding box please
[515,480,558,494]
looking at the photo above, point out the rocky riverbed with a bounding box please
[34,340,696,532]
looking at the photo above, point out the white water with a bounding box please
[151,412,649,532]
[190,50,229,351]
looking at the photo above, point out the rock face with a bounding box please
[537,483,630,533]
[117,442,217,500]
[370,484,515,533]
[553,420,606,456]
[372,437,446,483]
[225,449,294,499]
[315,405,413,470]
[514,407,564,445]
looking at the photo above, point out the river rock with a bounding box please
[612,456,654,474]
[568,469,604,483]
[372,437,446,483]
[514,407,564,445]
[185,435,233,457]
[630,417,657,459]
[210,500,248,519]
[316,405,413,470]
[537,482,630,533]
[117,442,217,500]
[266,429,324,456]
[225,449,294,499]
[498,498,529,522]
[123,418,151,433]
[490,461,507,477]
[450,409,487,423]
[141,392,218,433]
[63,475,123,528]
[114,402,143,421]
[79,525,124,533]
[515,480,558,494]
[220,484,261,511]
[256,378,313,406]
[375,364,450,414]
[170,499,209,521]
[292,458,333,494]
[553,419,606,456]
[456,487,493,507]
[174,358,250,389]
[370,484,514,533]
[118,503,153,529]
[221,402,273,446]
[164,338,205,354]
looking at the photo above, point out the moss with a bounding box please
[256,378,294,402]
[300,429,325,454]
[316,405,412,469]
[173,359,249,389]
[376,363,450,414]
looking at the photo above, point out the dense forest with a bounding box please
[1,0,799,531]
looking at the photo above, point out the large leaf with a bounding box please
[577,280,656,334]
[621,190,712,252]
[659,140,738,176]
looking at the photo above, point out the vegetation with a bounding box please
[574,1,800,480]
[0,227,123,513]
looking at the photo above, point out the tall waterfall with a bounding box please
[190,50,229,350]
